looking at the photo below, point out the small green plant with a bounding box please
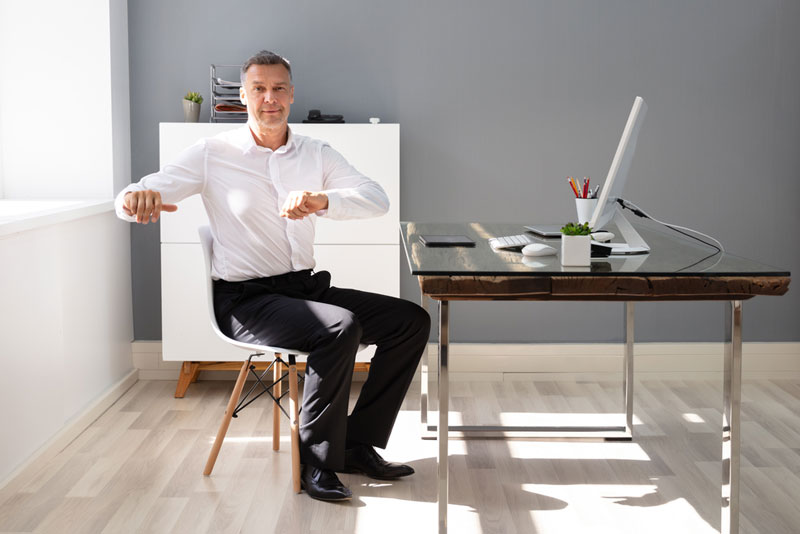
[560,222,592,236]
[184,91,203,105]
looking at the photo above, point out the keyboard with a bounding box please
[488,234,537,251]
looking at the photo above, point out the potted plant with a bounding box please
[560,222,592,267]
[183,91,203,122]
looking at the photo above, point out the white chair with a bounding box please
[199,226,306,492]
[199,226,370,492]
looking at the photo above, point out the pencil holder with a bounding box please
[575,198,598,225]
[561,234,591,267]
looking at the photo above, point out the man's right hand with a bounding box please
[123,190,178,224]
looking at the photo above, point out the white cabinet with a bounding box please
[159,123,399,362]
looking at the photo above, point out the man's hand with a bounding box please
[280,191,328,220]
[123,190,178,224]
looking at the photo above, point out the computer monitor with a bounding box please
[589,96,650,254]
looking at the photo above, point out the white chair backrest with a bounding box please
[198,226,311,356]
[196,226,369,358]
[198,225,230,343]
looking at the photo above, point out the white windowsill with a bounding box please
[0,199,115,237]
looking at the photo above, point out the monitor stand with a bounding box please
[602,205,650,255]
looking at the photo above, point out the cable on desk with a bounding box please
[616,198,725,272]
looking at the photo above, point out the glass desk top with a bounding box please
[400,222,790,278]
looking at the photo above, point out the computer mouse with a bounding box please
[522,243,557,256]
[591,231,615,242]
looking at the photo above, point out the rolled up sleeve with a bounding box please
[319,144,389,220]
[114,140,207,222]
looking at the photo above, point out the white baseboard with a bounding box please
[0,369,139,491]
[133,341,800,380]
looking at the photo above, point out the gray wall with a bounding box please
[128,0,799,343]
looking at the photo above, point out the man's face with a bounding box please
[240,63,294,131]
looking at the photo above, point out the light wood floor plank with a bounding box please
[136,497,187,534]
[2,376,799,533]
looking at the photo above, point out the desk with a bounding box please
[400,222,790,534]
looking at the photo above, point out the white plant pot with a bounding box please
[560,234,591,267]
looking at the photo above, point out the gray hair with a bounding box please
[241,50,292,84]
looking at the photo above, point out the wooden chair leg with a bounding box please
[273,358,282,451]
[204,359,250,476]
[288,357,301,493]
[175,362,200,398]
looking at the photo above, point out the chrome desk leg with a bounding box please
[420,291,429,430]
[438,300,449,534]
[722,300,742,534]
[420,301,632,440]
[624,302,635,437]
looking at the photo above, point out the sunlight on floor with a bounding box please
[523,485,718,534]
[682,412,706,424]
[353,497,430,531]
[506,441,651,461]
[354,498,482,534]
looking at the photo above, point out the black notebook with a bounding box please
[419,235,476,247]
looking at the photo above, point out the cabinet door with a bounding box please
[313,245,400,297]
[313,244,399,363]
[305,124,399,245]
[161,243,398,362]
[161,244,246,361]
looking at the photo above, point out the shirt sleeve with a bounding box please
[318,144,389,220]
[114,140,207,222]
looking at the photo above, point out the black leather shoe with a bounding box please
[301,464,352,501]
[343,444,414,479]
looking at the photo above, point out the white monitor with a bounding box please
[589,96,650,255]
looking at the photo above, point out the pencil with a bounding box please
[572,177,582,198]
[567,177,580,198]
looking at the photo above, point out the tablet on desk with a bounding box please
[524,224,563,238]
[419,235,476,247]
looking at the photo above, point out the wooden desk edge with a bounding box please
[418,275,791,301]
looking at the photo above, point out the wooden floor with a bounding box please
[1,375,799,534]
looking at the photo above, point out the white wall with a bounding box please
[109,0,131,195]
[0,0,135,484]
[0,0,128,199]
[0,212,134,483]
[0,103,4,198]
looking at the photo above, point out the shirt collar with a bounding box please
[239,125,295,155]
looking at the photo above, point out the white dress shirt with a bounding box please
[115,126,389,281]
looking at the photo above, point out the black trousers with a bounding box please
[213,270,430,471]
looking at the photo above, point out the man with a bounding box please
[116,50,430,502]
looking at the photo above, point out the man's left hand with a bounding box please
[280,191,329,220]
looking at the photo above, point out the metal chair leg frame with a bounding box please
[234,357,286,416]
[231,356,305,420]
